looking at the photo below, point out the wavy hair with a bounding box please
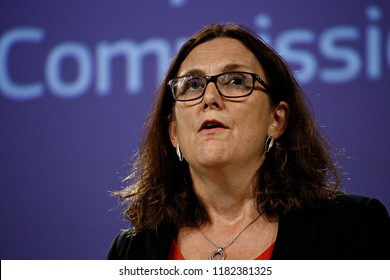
[114,23,341,232]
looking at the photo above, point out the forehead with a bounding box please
[178,37,264,76]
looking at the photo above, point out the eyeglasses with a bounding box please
[168,71,270,102]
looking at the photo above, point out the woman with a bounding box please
[108,23,390,260]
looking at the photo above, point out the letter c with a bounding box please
[0,27,44,100]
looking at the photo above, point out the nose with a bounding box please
[202,80,224,110]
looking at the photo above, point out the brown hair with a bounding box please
[115,23,341,232]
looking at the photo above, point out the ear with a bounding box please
[168,114,178,147]
[268,101,289,139]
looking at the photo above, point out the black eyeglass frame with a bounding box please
[168,71,271,102]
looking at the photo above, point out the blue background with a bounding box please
[1,0,389,259]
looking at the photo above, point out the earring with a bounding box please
[176,143,183,161]
[265,135,274,153]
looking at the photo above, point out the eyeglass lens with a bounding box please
[171,72,255,101]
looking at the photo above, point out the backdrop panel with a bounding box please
[1,0,389,259]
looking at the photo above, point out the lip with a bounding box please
[198,119,228,132]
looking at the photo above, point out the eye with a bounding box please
[230,77,245,86]
[188,80,201,90]
[220,73,248,87]
[184,76,204,91]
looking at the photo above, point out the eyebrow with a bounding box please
[178,63,253,77]
[223,63,251,72]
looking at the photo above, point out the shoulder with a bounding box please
[107,228,139,260]
[305,193,390,233]
[284,193,389,222]
[322,193,389,223]
[274,193,390,259]
[107,227,175,260]
[316,194,390,254]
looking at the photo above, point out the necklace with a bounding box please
[199,213,261,260]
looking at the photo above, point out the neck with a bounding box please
[189,161,261,224]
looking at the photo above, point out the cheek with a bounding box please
[174,109,196,141]
[239,107,271,143]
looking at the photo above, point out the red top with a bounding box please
[168,239,275,260]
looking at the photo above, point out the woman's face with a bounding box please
[169,37,287,171]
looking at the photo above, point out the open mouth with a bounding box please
[199,120,227,131]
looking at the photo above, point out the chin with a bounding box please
[196,152,229,167]
[190,142,229,164]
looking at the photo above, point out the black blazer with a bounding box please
[107,194,390,259]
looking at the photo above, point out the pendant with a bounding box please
[209,248,225,260]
